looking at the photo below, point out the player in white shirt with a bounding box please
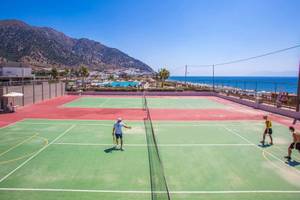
[112,117,131,151]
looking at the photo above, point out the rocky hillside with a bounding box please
[0,20,154,73]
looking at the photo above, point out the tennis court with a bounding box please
[62,96,227,109]
[0,116,299,200]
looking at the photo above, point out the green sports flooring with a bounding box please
[62,97,227,109]
[0,119,300,200]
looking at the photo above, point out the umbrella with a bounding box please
[3,92,24,111]
[3,92,24,97]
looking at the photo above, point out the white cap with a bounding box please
[117,117,122,122]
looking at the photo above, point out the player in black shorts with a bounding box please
[284,126,300,160]
[260,116,273,146]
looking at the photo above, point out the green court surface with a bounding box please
[0,119,300,200]
[62,97,227,109]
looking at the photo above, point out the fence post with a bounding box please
[55,82,58,97]
[22,84,25,106]
[274,83,277,105]
[33,81,35,104]
[42,82,44,101]
[255,81,258,92]
[254,82,258,103]
[49,82,51,98]
[61,82,64,96]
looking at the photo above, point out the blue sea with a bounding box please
[169,76,298,94]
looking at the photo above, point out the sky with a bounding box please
[1,0,300,76]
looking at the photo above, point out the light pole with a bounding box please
[184,65,187,85]
[296,61,300,112]
[293,60,300,124]
[212,64,215,92]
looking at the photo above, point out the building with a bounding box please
[0,61,32,77]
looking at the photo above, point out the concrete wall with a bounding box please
[0,81,65,110]
[43,82,50,100]
[35,84,43,103]
[50,83,56,98]
[216,93,300,119]
[23,85,34,105]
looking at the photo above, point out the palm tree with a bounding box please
[158,68,170,88]
[50,67,59,80]
[73,68,80,78]
[79,65,89,88]
[63,68,70,80]
[108,74,114,81]
[153,72,160,88]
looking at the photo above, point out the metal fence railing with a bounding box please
[169,79,298,109]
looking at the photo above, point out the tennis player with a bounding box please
[112,117,131,151]
[284,126,300,160]
[260,115,273,146]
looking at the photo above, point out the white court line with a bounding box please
[17,122,259,127]
[19,122,112,127]
[98,98,110,107]
[0,187,299,194]
[0,119,26,130]
[0,133,38,157]
[225,127,300,176]
[0,125,76,183]
[53,142,255,147]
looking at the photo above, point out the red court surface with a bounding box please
[0,95,298,129]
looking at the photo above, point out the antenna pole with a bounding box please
[212,64,215,92]
[184,65,187,85]
[293,60,300,124]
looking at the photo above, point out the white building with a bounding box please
[0,62,32,77]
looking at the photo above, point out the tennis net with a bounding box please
[143,94,171,200]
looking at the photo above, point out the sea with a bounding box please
[169,76,298,94]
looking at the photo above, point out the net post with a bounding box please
[143,95,171,200]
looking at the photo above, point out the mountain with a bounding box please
[0,19,154,73]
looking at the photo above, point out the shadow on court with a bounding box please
[104,146,123,153]
[257,143,272,148]
[286,159,300,167]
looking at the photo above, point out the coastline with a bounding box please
[169,76,298,94]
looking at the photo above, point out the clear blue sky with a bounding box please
[1,0,300,76]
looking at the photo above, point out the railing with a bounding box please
[170,79,298,109]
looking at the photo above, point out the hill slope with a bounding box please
[0,20,154,73]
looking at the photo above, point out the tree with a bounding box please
[108,74,114,81]
[64,68,70,78]
[152,72,160,88]
[79,65,89,88]
[50,67,59,80]
[158,68,170,88]
[72,68,80,78]
[59,68,70,80]
[62,68,71,91]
